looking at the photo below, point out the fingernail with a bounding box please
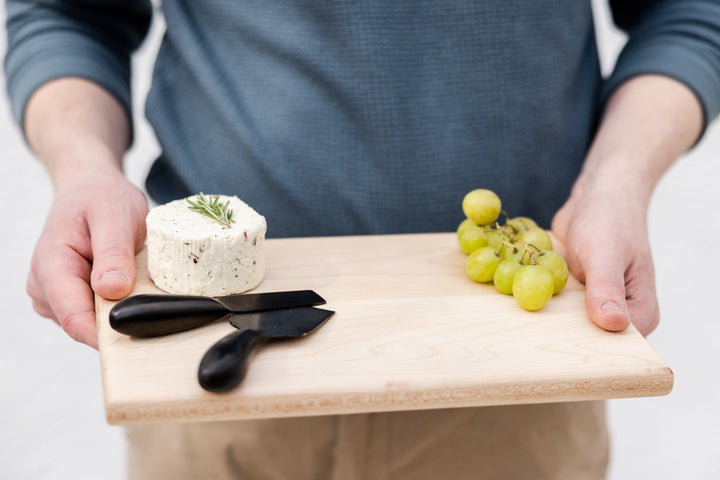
[601,301,624,314]
[99,270,129,286]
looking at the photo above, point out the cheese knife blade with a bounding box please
[109,290,326,338]
[198,306,335,393]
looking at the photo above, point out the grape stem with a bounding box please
[524,244,544,265]
[499,210,511,227]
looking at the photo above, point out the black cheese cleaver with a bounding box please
[109,290,326,338]
[198,306,335,393]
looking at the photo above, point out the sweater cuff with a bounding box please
[5,31,132,129]
[603,41,720,137]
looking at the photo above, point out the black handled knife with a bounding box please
[109,290,326,338]
[198,306,335,393]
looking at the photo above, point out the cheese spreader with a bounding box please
[109,290,326,338]
[198,306,336,393]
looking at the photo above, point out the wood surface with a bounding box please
[96,233,673,425]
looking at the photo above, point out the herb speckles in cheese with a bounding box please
[146,195,267,296]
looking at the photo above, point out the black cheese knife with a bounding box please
[109,290,326,338]
[198,306,335,393]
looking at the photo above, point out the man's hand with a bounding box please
[551,181,657,336]
[27,172,148,348]
[23,77,142,348]
[551,75,703,336]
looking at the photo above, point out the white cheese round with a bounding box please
[146,194,267,296]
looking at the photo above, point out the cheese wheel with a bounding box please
[146,195,267,296]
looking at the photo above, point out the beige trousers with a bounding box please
[126,401,608,480]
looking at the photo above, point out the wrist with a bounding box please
[24,78,131,191]
[570,75,703,211]
[49,146,125,194]
[570,153,656,210]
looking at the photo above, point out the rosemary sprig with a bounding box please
[186,193,235,228]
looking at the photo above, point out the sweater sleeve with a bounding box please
[605,0,720,132]
[3,0,153,127]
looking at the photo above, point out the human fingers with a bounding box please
[620,253,660,336]
[584,243,661,336]
[550,202,585,283]
[552,211,629,332]
[89,189,147,300]
[36,238,99,348]
[582,251,632,333]
[559,213,631,333]
[27,266,54,319]
[555,202,658,335]
[553,193,636,333]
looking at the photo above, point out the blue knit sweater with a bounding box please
[5,0,720,237]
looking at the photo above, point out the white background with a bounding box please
[1,2,719,479]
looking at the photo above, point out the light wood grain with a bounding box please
[96,233,673,425]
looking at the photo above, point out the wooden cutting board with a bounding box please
[96,232,673,425]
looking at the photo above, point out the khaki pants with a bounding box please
[127,401,608,480]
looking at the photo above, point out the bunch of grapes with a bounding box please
[457,189,569,311]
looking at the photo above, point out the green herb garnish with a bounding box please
[186,193,235,228]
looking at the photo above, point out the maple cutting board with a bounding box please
[96,232,673,425]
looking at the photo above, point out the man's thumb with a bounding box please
[90,229,137,300]
[584,269,631,332]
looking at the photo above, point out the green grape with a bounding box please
[506,216,538,233]
[518,228,553,251]
[493,258,523,295]
[466,246,501,283]
[458,226,489,254]
[462,189,501,226]
[499,242,522,261]
[456,218,477,237]
[484,228,505,250]
[535,250,569,295]
[512,265,554,311]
